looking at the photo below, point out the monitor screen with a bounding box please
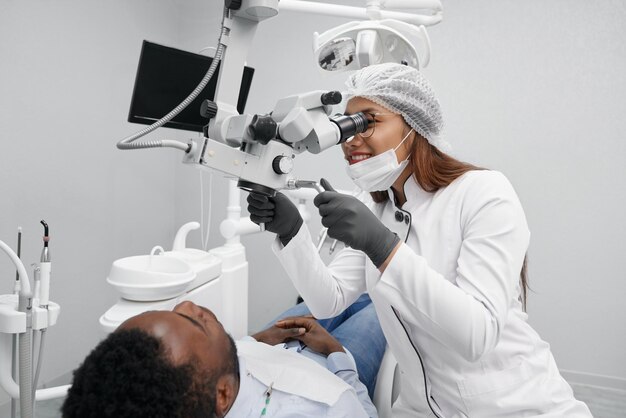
[128,40,255,132]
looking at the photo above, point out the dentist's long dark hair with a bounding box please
[370,133,530,311]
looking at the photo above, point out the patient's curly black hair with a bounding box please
[61,328,231,418]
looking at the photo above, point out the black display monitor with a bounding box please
[128,40,255,132]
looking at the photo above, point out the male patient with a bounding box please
[61,301,377,418]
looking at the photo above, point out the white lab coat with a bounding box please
[273,170,591,417]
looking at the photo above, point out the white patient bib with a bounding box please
[236,340,352,406]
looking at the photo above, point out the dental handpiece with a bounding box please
[14,227,22,294]
[39,220,51,308]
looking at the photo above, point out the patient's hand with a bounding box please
[275,316,344,356]
[251,324,306,346]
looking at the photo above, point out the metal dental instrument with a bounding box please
[39,221,51,309]
[14,228,22,291]
[287,179,325,193]
[328,239,339,255]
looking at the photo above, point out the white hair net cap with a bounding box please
[344,63,448,151]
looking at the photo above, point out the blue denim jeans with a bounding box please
[268,293,386,398]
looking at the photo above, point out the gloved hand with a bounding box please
[247,191,303,246]
[314,178,400,268]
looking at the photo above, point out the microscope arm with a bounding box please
[279,0,442,26]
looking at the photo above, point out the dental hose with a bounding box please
[32,329,47,410]
[117,7,229,152]
[31,220,51,413]
[19,326,33,418]
[17,288,33,418]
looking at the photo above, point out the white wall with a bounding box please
[0,0,624,409]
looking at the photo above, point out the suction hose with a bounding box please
[19,326,33,418]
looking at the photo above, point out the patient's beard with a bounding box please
[185,368,219,418]
[189,334,239,418]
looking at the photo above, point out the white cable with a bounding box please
[199,131,206,250]
[199,170,213,251]
[200,171,206,249]
[202,171,213,251]
[198,46,217,57]
[0,239,30,295]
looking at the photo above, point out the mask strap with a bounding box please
[393,129,414,164]
[393,129,414,152]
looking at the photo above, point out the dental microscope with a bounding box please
[184,89,369,196]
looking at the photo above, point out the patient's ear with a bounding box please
[214,374,238,417]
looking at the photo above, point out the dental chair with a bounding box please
[373,348,401,417]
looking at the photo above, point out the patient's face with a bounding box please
[119,301,230,369]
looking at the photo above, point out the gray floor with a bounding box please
[571,383,626,418]
[35,398,64,418]
[19,383,625,417]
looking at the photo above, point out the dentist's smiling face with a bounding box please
[342,97,413,165]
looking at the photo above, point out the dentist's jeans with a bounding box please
[269,293,386,399]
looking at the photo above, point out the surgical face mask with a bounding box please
[346,129,413,192]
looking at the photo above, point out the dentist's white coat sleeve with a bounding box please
[272,224,367,319]
[376,173,530,361]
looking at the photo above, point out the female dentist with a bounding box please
[248,63,591,417]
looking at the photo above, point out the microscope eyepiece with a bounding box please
[321,91,343,106]
[329,112,370,144]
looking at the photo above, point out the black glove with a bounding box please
[314,178,400,268]
[247,191,303,246]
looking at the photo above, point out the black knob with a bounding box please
[272,156,294,174]
[321,91,343,106]
[200,100,218,119]
[225,0,242,10]
[249,114,278,145]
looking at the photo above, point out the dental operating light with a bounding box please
[314,19,432,71]
[280,0,440,71]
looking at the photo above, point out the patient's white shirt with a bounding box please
[225,337,375,417]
